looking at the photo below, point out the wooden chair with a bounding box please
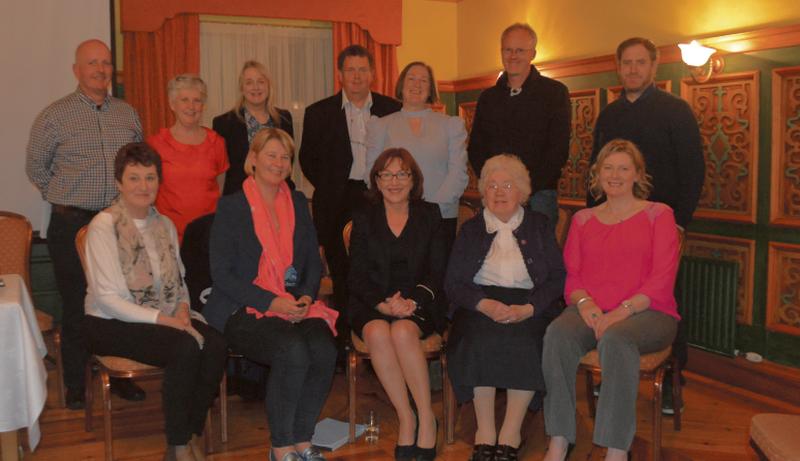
[554,207,573,248]
[580,347,681,461]
[750,413,800,460]
[0,211,65,407]
[75,226,227,460]
[342,221,456,444]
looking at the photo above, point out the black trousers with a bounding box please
[84,316,227,445]
[224,309,337,446]
[47,206,97,390]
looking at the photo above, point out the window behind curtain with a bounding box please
[200,20,333,195]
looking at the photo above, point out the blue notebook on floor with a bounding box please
[311,418,365,451]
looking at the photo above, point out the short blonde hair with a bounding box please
[244,127,295,177]
[588,139,653,200]
[478,154,532,204]
[167,74,207,102]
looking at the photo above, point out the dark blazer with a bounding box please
[299,91,401,247]
[203,189,322,333]
[347,200,448,333]
[212,108,294,196]
[467,66,571,194]
[445,207,566,320]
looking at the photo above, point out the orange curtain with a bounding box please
[332,22,398,98]
[122,14,200,137]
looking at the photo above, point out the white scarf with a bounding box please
[473,206,534,289]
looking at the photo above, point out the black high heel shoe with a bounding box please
[414,419,438,461]
[394,444,416,461]
[469,443,496,461]
[494,444,519,461]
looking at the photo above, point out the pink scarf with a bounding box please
[243,177,338,335]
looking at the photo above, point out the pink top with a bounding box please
[563,202,680,319]
[148,127,229,242]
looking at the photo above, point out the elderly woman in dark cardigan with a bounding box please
[203,128,337,461]
[445,154,566,461]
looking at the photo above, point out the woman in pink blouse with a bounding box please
[541,139,680,461]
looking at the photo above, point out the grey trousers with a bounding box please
[542,306,677,450]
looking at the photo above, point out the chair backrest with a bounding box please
[555,207,573,248]
[456,200,480,234]
[343,221,353,255]
[0,211,33,291]
[75,225,89,274]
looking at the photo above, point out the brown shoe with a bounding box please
[189,434,207,461]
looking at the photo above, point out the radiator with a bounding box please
[675,256,739,357]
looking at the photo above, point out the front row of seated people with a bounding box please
[83,134,679,461]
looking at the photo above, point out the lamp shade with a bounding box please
[679,40,716,67]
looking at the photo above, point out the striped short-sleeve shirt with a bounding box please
[26,89,143,210]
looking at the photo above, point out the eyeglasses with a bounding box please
[486,182,514,192]
[376,171,412,182]
[501,47,533,56]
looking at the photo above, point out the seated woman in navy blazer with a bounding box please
[203,128,337,461]
[348,148,448,461]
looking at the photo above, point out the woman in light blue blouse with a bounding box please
[366,61,469,248]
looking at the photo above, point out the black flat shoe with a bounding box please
[469,443,496,461]
[394,444,416,461]
[65,387,85,410]
[494,444,519,461]
[110,378,146,401]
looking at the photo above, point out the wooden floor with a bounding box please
[13,357,800,461]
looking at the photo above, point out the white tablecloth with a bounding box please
[0,274,47,451]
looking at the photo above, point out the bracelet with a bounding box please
[576,296,593,309]
[622,300,636,315]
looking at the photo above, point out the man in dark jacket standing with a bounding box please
[299,45,401,330]
[468,23,571,232]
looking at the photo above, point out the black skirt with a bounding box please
[446,285,550,408]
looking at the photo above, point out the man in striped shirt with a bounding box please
[26,39,143,409]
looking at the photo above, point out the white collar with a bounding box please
[341,90,373,111]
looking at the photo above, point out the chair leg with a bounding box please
[101,371,113,461]
[652,368,665,461]
[348,350,358,443]
[584,369,597,418]
[672,357,682,431]
[54,329,66,407]
[220,371,228,443]
[204,411,213,454]
[85,362,94,432]
[441,352,455,445]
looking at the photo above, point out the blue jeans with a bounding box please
[529,189,558,235]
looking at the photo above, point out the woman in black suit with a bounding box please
[348,148,447,461]
[212,60,294,196]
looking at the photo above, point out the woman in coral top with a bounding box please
[148,74,228,242]
[542,139,681,461]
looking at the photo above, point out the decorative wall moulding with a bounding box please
[557,89,600,208]
[770,65,800,228]
[766,242,800,336]
[685,233,755,325]
[681,71,760,223]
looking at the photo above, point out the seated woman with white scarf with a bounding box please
[83,142,227,461]
[445,154,566,461]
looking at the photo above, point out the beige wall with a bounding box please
[397,0,459,81]
[454,0,800,78]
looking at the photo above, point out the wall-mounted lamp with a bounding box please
[679,40,725,83]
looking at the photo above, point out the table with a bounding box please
[0,274,47,459]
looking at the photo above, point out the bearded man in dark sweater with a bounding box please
[589,37,705,415]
